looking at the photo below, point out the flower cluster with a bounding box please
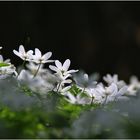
[0,45,140,105]
[49,59,78,93]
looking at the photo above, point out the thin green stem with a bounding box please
[33,63,41,78]
[90,96,94,105]
[21,60,26,69]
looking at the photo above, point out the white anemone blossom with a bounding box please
[32,48,54,64]
[103,74,126,89]
[17,69,57,95]
[85,87,105,104]
[73,71,98,89]
[13,45,33,61]
[0,65,17,78]
[0,55,17,79]
[127,76,140,96]
[49,59,78,77]
[49,59,78,92]
[95,83,128,104]
[64,92,91,105]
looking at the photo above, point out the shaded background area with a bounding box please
[0,1,140,81]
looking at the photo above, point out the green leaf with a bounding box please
[0,62,10,67]
[69,84,82,96]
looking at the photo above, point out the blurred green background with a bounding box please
[1,1,140,81]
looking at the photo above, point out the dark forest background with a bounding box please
[0,1,140,81]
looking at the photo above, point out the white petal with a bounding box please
[42,52,52,60]
[65,69,79,75]
[27,50,33,55]
[66,92,76,103]
[55,60,62,69]
[0,55,3,62]
[84,74,89,81]
[13,50,23,59]
[63,59,70,71]
[107,83,118,95]
[61,86,71,93]
[5,59,11,63]
[118,86,128,96]
[19,45,25,55]
[130,76,139,84]
[35,48,42,57]
[41,60,53,64]
[113,74,118,83]
[63,74,71,80]
[62,79,72,84]
[45,60,55,63]
[49,65,58,72]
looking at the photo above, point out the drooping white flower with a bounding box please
[13,45,33,61]
[32,48,54,64]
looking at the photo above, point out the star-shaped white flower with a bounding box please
[103,74,126,89]
[73,71,98,88]
[32,48,54,64]
[13,45,33,61]
[95,83,128,104]
[65,92,90,104]
[127,76,140,96]
[49,59,78,76]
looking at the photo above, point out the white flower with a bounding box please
[103,74,126,89]
[49,59,78,77]
[0,46,2,50]
[0,64,18,79]
[32,48,54,64]
[127,76,140,96]
[17,69,33,81]
[13,45,33,61]
[18,69,57,96]
[55,85,71,94]
[0,55,17,79]
[73,71,98,88]
[95,83,128,104]
[85,87,105,104]
[64,92,90,105]
[49,59,78,92]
